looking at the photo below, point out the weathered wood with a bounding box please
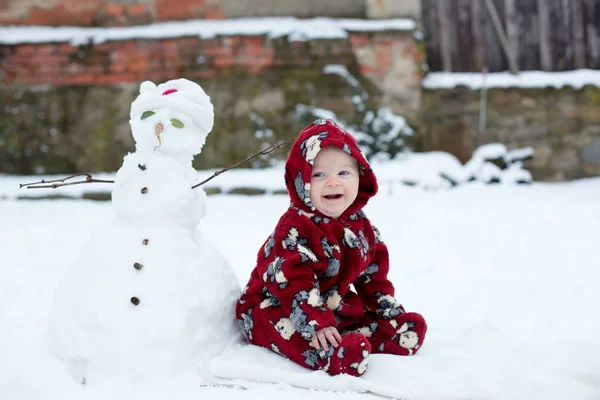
[456,0,473,71]
[470,0,485,71]
[584,0,600,69]
[422,0,599,72]
[422,0,442,71]
[537,0,552,71]
[517,0,539,70]
[438,0,453,71]
[552,0,573,70]
[484,0,519,73]
[482,0,506,72]
[504,0,520,73]
[423,0,435,71]
[571,0,586,69]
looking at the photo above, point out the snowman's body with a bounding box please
[47,79,241,382]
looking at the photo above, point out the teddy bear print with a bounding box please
[262,256,288,289]
[263,231,275,258]
[343,228,368,260]
[259,295,281,309]
[390,320,420,355]
[282,227,318,263]
[349,322,378,338]
[290,288,322,339]
[274,317,296,340]
[323,286,342,311]
[294,172,314,210]
[300,132,328,166]
[293,207,331,225]
[302,346,333,371]
[343,143,352,155]
[320,237,341,277]
[372,225,383,244]
[350,349,370,375]
[237,308,254,340]
[358,262,379,284]
[375,293,404,318]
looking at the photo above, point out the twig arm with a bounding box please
[20,137,294,190]
[192,137,294,188]
[20,174,114,189]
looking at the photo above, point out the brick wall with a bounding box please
[0,33,417,87]
[0,0,371,26]
[0,0,421,26]
[0,0,222,26]
[0,28,423,174]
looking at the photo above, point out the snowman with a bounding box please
[46,78,241,384]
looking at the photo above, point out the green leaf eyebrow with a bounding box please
[171,118,185,129]
[141,111,155,120]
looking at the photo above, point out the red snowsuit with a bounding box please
[235,119,427,377]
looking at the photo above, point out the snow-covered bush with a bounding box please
[380,144,534,191]
[463,144,534,185]
[294,65,414,162]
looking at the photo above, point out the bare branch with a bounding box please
[20,174,114,189]
[192,137,294,188]
[20,137,295,191]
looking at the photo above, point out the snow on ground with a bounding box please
[422,69,600,90]
[1,178,600,399]
[0,17,415,46]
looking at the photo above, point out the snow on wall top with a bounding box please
[422,70,600,90]
[0,17,416,46]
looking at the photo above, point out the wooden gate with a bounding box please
[422,0,600,72]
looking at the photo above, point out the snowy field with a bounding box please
[1,178,600,400]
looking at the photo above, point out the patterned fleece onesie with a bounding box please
[235,119,427,377]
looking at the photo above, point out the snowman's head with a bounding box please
[129,79,214,159]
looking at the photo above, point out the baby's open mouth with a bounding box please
[324,194,343,199]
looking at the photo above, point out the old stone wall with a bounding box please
[0,30,424,174]
[420,86,600,181]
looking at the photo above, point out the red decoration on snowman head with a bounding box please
[162,89,178,96]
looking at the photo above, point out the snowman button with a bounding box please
[138,163,146,171]
[130,296,140,306]
[141,187,148,194]
[142,239,149,245]
[134,262,144,270]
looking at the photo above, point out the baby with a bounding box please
[235,119,427,376]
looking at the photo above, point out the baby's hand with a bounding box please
[311,326,342,352]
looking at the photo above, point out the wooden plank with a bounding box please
[550,0,573,70]
[455,0,472,71]
[438,0,453,71]
[504,0,520,73]
[471,0,486,71]
[516,0,539,70]
[584,0,600,69]
[537,0,552,71]
[571,0,586,69]
[422,0,443,72]
[448,0,460,71]
[484,0,519,73]
[482,0,507,71]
